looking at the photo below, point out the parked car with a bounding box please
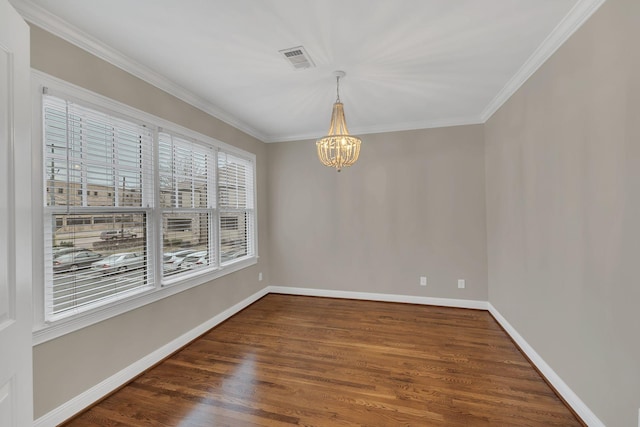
[99,229,137,240]
[163,249,197,273]
[52,246,83,258]
[221,249,244,263]
[53,249,103,273]
[180,251,209,270]
[91,252,142,274]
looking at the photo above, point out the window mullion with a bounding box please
[64,101,71,209]
[153,128,162,287]
[190,150,195,209]
[39,81,256,334]
[113,127,120,208]
[212,148,219,267]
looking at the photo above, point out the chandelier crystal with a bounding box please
[316,71,361,172]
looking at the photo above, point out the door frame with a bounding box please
[0,0,34,425]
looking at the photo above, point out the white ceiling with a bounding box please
[13,0,602,142]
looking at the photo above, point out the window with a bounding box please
[35,75,257,340]
[218,152,255,264]
[159,132,215,278]
[43,94,153,322]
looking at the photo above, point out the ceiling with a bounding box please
[12,0,601,142]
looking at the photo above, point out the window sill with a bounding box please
[32,256,257,345]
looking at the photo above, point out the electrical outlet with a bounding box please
[420,276,427,286]
[258,272,263,282]
[458,279,465,289]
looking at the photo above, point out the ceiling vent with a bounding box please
[279,46,315,70]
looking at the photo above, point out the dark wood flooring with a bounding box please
[63,294,583,426]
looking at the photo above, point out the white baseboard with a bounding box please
[267,285,489,310]
[33,287,270,427]
[488,303,604,427]
[34,286,601,427]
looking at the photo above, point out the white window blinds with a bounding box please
[38,85,257,329]
[43,94,153,320]
[159,132,216,278]
[44,95,153,208]
[218,151,255,264]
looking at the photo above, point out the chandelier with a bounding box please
[316,71,361,172]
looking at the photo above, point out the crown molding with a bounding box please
[10,0,269,142]
[480,0,606,122]
[11,0,605,142]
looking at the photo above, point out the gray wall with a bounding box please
[30,0,640,424]
[30,25,270,418]
[268,126,488,301]
[484,0,640,425]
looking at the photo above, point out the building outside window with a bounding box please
[38,83,257,333]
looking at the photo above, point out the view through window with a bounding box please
[42,91,256,323]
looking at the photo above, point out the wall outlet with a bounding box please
[458,279,465,289]
[258,272,263,282]
[420,276,427,286]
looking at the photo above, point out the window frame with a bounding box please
[217,151,256,266]
[32,70,258,345]
[42,93,156,322]
[158,130,218,283]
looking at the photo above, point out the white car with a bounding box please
[180,251,209,270]
[91,252,142,274]
[221,249,244,263]
[163,249,197,273]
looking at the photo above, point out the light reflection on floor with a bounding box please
[177,352,257,426]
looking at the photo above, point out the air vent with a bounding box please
[279,46,315,70]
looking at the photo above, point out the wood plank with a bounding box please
[63,295,584,426]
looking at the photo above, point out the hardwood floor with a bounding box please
[63,294,583,426]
